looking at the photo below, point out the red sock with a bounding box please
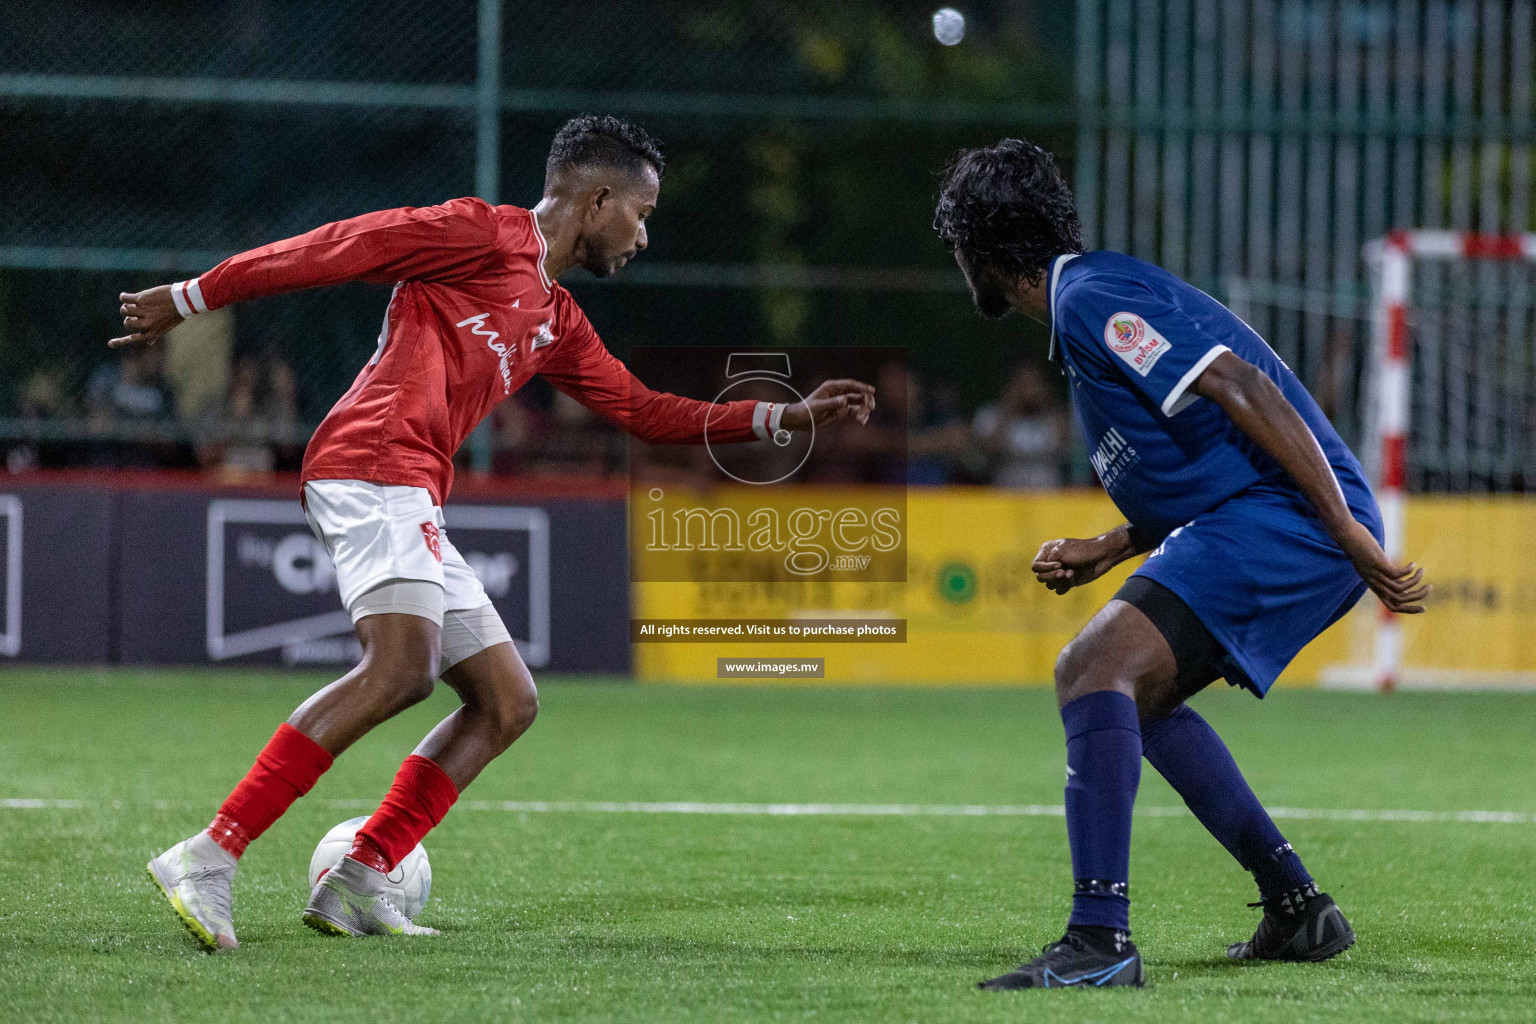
[206,723,334,858]
[348,755,459,873]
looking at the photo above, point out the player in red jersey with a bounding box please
[124,115,875,949]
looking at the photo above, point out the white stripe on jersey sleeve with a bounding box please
[1161,345,1231,417]
[186,277,208,313]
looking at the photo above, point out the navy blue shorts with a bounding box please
[1130,487,1379,697]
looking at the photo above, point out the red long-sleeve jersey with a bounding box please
[173,198,776,505]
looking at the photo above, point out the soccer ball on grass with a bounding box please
[308,816,432,920]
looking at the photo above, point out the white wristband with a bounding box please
[752,401,772,441]
[751,400,794,443]
[170,278,209,318]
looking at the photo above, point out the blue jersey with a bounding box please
[1048,251,1377,544]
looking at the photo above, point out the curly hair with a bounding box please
[933,139,1083,288]
[546,114,665,182]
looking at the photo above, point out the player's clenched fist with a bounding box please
[111,285,183,348]
[1031,530,1135,595]
[779,379,876,430]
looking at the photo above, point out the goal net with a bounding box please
[1229,234,1536,691]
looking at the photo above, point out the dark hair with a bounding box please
[933,139,1082,288]
[546,114,665,182]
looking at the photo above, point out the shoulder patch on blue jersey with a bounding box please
[1104,312,1171,377]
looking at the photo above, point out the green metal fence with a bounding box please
[7,1,1534,485]
[1076,0,1536,458]
[0,0,1078,477]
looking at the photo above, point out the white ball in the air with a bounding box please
[932,8,966,46]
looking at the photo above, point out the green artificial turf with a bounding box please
[1,668,1534,1022]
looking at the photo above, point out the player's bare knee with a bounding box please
[512,677,539,731]
[1053,639,1081,697]
[1050,635,1087,684]
[384,666,437,709]
[364,651,439,709]
[1056,642,1143,706]
[355,614,442,708]
[489,676,538,747]
[403,671,438,707]
[1054,640,1103,703]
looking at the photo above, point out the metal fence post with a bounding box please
[476,0,502,206]
[469,0,503,474]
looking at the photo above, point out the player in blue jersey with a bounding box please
[934,140,1431,990]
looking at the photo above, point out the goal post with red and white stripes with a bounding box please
[1365,230,1536,691]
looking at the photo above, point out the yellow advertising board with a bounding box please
[636,487,1141,685]
[1384,496,1536,683]
[634,488,1536,687]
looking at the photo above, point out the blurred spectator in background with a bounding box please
[87,345,175,427]
[802,362,974,485]
[202,353,301,475]
[489,386,619,479]
[5,369,72,472]
[490,378,555,477]
[538,392,616,477]
[86,346,178,468]
[905,369,974,485]
[263,356,304,470]
[802,360,907,484]
[972,362,1069,489]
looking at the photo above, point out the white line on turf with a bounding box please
[3,797,1533,824]
[361,798,1536,824]
[0,798,82,809]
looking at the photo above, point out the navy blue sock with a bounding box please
[1061,690,1141,931]
[1141,705,1314,903]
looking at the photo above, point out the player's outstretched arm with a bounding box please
[1031,524,1146,595]
[580,372,873,445]
[1190,351,1430,614]
[110,199,501,348]
[538,306,873,444]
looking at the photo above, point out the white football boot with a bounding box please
[301,856,439,937]
[146,832,239,951]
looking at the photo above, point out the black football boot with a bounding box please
[979,928,1145,990]
[1227,886,1356,962]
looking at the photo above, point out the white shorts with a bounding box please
[302,479,494,622]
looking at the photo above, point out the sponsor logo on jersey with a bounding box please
[530,319,555,350]
[1103,312,1171,377]
[456,313,515,395]
[1107,314,1143,352]
[420,521,443,563]
[1089,426,1141,492]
